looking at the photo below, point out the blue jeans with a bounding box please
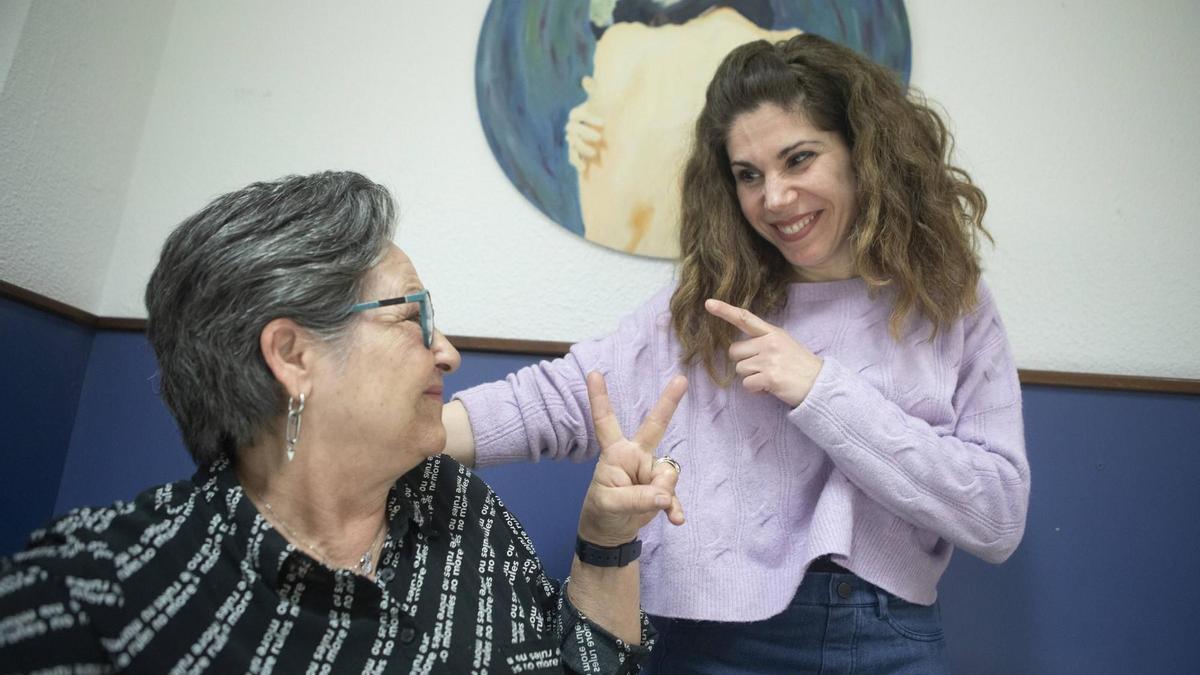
[644,571,949,674]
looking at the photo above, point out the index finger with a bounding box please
[631,375,688,451]
[704,299,774,338]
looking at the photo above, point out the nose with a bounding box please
[432,330,460,373]
[763,174,794,212]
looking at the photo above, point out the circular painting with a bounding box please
[476,0,911,259]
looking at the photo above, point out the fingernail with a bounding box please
[655,495,670,508]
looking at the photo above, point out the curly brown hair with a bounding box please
[670,33,990,383]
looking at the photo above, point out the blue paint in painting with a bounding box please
[476,0,594,236]
[475,0,911,241]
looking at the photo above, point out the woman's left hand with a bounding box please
[577,372,688,547]
[705,299,823,408]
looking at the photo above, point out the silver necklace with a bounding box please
[256,496,388,575]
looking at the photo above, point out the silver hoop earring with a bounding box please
[285,393,305,461]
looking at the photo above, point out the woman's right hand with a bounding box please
[576,372,687,547]
[705,298,823,407]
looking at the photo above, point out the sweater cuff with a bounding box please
[793,355,850,418]
[789,356,882,450]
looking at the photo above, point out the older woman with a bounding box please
[0,171,686,673]
[445,34,1029,672]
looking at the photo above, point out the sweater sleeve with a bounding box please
[789,291,1029,564]
[453,347,605,468]
[453,288,676,469]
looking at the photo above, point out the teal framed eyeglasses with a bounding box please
[350,289,435,348]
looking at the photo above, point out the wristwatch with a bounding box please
[575,536,642,567]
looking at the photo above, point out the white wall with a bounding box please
[0,0,32,91]
[907,0,1200,378]
[3,1,1198,379]
[98,0,676,346]
[0,0,175,311]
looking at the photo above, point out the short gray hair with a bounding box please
[145,171,396,466]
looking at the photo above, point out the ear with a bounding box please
[259,318,321,399]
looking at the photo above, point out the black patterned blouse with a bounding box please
[0,454,652,674]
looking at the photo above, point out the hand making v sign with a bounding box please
[705,299,824,408]
[576,372,689,548]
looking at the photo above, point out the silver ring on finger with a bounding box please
[654,456,682,475]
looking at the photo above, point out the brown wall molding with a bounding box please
[447,335,572,357]
[93,316,151,331]
[4,280,1198,395]
[1016,369,1200,396]
[0,279,98,326]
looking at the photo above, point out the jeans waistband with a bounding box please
[806,554,850,574]
[793,569,889,607]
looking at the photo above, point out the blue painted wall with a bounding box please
[55,330,193,514]
[940,386,1200,674]
[2,301,1198,673]
[0,296,94,554]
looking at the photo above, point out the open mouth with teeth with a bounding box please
[772,210,821,242]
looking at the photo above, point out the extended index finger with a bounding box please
[704,299,774,338]
[586,371,625,448]
[631,375,688,451]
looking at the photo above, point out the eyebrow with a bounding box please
[391,283,423,296]
[730,139,824,169]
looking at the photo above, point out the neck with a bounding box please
[235,427,403,570]
[791,265,858,283]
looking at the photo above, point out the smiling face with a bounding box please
[312,244,460,471]
[726,103,859,282]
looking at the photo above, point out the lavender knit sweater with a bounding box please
[455,278,1029,622]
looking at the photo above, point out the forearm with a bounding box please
[794,356,1029,560]
[452,355,602,468]
[440,400,476,467]
[565,557,641,645]
[554,365,684,665]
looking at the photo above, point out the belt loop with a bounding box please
[874,588,889,620]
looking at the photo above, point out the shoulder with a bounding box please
[952,279,1021,410]
[891,277,1008,350]
[969,278,1000,315]
[398,455,507,525]
[568,282,678,369]
[0,478,203,631]
[9,479,200,577]
[612,282,676,336]
[644,282,677,313]
[400,455,544,559]
[958,278,1011,346]
[404,454,481,490]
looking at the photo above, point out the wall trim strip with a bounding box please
[4,280,1197,395]
[1,280,97,326]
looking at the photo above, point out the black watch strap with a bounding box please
[575,536,642,567]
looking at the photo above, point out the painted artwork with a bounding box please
[475,1,910,259]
